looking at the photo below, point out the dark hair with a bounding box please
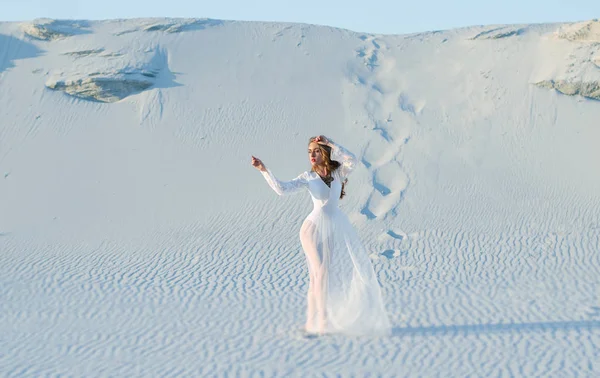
[308,137,348,199]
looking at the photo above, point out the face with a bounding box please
[308,142,324,166]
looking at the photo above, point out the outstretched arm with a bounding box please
[251,155,308,196]
[261,168,308,196]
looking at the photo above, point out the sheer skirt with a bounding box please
[299,208,391,336]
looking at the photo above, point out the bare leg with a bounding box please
[305,270,316,332]
[300,220,327,334]
[314,256,328,334]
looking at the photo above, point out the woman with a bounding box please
[251,135,391,336]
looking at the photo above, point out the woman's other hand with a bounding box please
[314,135,330,145]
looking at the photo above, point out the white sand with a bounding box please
[1,18,599,376]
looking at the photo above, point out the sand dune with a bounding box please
[1,17,599,376]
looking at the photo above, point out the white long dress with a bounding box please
[260,140,392,336]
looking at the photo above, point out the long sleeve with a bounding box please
[260,168,308,196]
[328,139,357,178]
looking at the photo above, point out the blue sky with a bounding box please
[2,0,599,34]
